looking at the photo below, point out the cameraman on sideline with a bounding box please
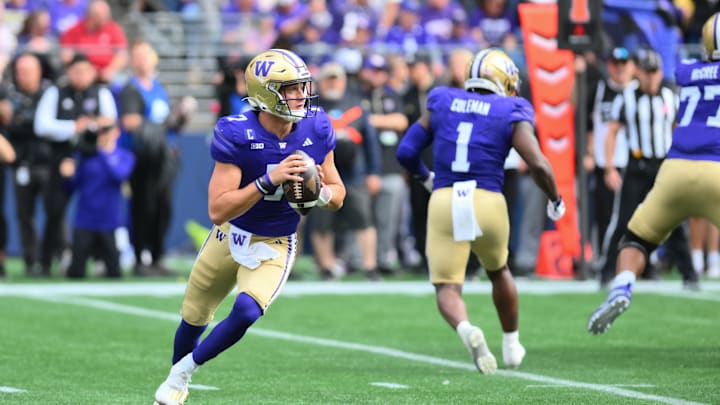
[33,53,118,277]
[60,122,134,279]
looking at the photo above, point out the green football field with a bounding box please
[1,273,719,404]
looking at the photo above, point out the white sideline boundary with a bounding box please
[2,280,720,299]
[22,294,710,405]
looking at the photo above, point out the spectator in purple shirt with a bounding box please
[46,0,88,36]
[381,0,437,56]
[45,0,88,37]
[302,0,338,45]
[273,0,310,46]
[330,0,378,45]
[469,0,518,50]
[221,0,275,56]
[419,0,464,43]
[439,6,477,54]
[4,0,37,11]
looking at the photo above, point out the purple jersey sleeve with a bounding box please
[510,97,535,124]
[426,86,450,114]
[210,115,246,165]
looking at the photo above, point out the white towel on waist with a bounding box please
[228,225,280,269]
[452,180,483,241]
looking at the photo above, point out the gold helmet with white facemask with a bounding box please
[464,49,520,97]
[245,49,318,122]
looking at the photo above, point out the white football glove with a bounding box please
[546,197,566,221]
[317,185,333,207]
[422,171,435,193]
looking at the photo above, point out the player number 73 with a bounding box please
[677,85,720,128]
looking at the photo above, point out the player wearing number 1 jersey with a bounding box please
[396,49,564,374]
[587,13,720,335]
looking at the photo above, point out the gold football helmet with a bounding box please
[464,49,520,97]
[702,12,720,61]
[245,49,317,122]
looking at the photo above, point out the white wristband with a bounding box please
[423,171,435,193]
[317,185,332,207]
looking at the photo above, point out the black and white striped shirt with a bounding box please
[591,79,638,168]
[610,85,675,160]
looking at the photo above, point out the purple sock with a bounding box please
[172,319,208,364]
[192,293,262,365]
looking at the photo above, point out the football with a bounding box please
[282,150,321,215]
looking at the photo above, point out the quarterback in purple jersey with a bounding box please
[397,49,564,374]
[153,49,345,405]
[588,13,720,335]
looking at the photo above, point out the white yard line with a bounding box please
[369,382,410,389]
[527,384,656,388]
[0,387,27,393]
[3,280,720,298]
[23,294,709,405]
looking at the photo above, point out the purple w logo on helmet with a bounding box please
[254,61,275,77]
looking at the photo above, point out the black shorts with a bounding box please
[310,185,373,233]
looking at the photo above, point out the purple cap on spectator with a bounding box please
[364,53,387,70]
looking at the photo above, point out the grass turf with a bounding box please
[1,286,718,404]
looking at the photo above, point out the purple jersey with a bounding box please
[669,60,720,162]
[468,10,517,46]
[211,108,336,236]
[46,0,88,35]
[426,86,533,192]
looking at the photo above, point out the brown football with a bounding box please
[282,150,320,216]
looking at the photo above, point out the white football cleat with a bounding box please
[587,283,632,335]
[502,341,526,369]
[154,354,199,405]
[462,327,497,375]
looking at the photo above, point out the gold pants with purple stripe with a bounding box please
[629,159,720,244]
[181,222,297,326]
[426,187,509,284]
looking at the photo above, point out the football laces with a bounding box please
[291,180,304,200]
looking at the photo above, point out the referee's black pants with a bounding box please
[594,167,617,254]
[600,158,695,285]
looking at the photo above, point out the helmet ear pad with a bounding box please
[464,49,520,97]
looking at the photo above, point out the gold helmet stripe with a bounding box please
[470,49,490,80]
[270,48,308,75]
[714,14,720,52]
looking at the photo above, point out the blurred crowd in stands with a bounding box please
[1,0,719,283]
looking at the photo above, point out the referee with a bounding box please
[587,47,637,267]
[600,49,698,289]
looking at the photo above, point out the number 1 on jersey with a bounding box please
[452,122,472,173]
